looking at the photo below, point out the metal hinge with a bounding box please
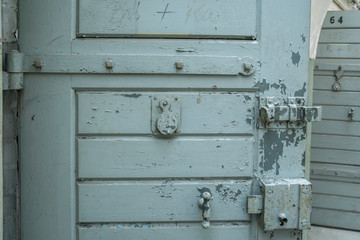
[3,50,24,90]
[259,97,322,129]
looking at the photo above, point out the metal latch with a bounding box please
[247,178,312,231]
[3,50,24,90]
[259,97,322,128]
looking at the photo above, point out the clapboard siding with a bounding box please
[314,76,360,92]
[311,148,360,166]
[312,120,360,136]
[312,194,360,212]
[311,208,360,230]
[313,90,360,107]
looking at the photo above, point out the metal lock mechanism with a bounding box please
[152,96,181,136]
[247,178,312,231]
[259,97,322,129]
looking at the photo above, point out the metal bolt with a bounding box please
[162,101,168,106]
[243,62,253,71]
[34,59,43,68]
[175,61,183,70]
[105,60,113,69]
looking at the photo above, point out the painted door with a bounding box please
[19,1,311,239]
[311,11,360,231]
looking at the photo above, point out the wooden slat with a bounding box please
[311,134,360,151]
[311,208,360,231]
[78,0,257,38]
[314,58,360,72]
[314,76,360,92]
[77,137,253,179]
[312,120,360,136]
[322,11,360,29]
[77,92,254,135]
[319,29,360,44]
[78,224,251,240]
[313,194,360,212]
[313,90,360,107]
[311,179,360,198]
[310,163,360,178]
[317,44,360,59]
[310,175,360,184]
[312,105,360,121]
[310,148,360,166]
[78,180,251,223]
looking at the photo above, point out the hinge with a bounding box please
[259,97,322,129]
[3,50,24,90]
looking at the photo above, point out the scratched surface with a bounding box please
[78,0,257,38]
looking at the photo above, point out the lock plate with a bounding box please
[151,96,181,136]
[260,178,312,231]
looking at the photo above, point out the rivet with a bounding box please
[105,60,113,69]
[163,101,168,106]
[175,61,183,70]
[243,62,253,71]
[34,59,43,68]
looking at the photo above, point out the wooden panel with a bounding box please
[311,174,360,184]
[313,90,360,107]
[78,180,251,222]
[78,137,253,179]
[78,0,257,38]
[314,76,360,92]
[313,105,360,121]
[313,194,360,212]
[314,58,360,72]
[319,29,360,44]
[317,44,360,59]
[311,134,360,151]
[77,92,254,135]
[322,11,360,29]
[311,179,360,198]
[78,223,250,240]
[311,163,360,178]
[311,208,360,231]
[311,148,360,166]
[312,120,360,136]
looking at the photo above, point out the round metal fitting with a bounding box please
[175,61,183,70]
[105,60,113,69]
[332,82,341,92]
[34,59,43,69]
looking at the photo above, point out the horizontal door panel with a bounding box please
[313,90,360,107]
[312,194,360,212]
[77,137,253,179]
[311,179,360,198]
[78,0,256,38]
[78,223,250,240]
[77,92,255,135]
[311,148,360,166]
[314,76,360,92]
[311,134,360,151]
[311,208,360,231]
[312,120,360,136]
[78,180,251,222]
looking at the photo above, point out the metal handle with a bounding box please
[198,192,212,229]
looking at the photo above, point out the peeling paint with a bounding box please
[122,93,142,98]
[301,34,306,43]
[253,79,270,93]
[294,83,306,97]
[291,51,301,67]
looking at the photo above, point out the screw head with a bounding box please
[175,61,183,70]
[34,59,43,68]
[162,101,168,106]
[243,62,253,71]
[105,60,113,69]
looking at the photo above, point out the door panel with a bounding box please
[78,180,251,222]
[78,0,257,38]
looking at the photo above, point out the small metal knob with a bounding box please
[278,213,288,226]
[198,192,212,229]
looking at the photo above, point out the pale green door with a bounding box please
[19,1,312,239]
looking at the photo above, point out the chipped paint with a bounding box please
[122,93,142,98]
[253,79,270,93]
[294,83,306,97]
[291,51,301,67]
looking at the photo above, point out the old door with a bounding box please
[18,1,313,239]
[311,11,360,231]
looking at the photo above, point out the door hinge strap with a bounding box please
[3,50,24,90]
